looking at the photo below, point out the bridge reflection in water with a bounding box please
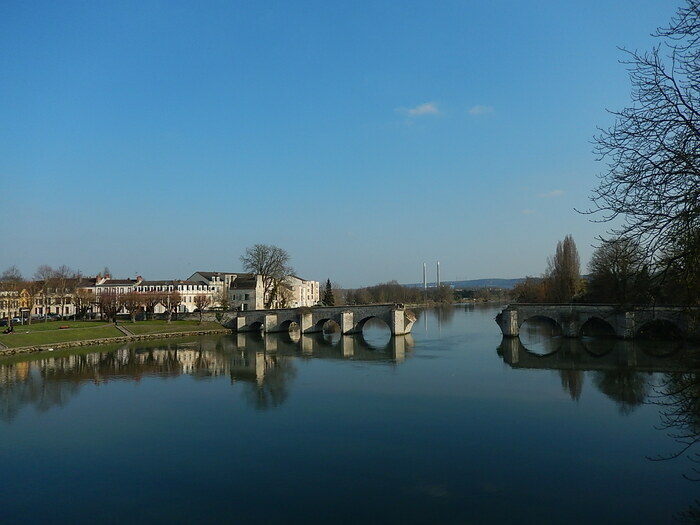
[0,330,414,420]
[498,317,700,411]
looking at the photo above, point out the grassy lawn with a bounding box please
[1,323,123,348]
[127,320,223,335]
[0,319,225,349]
[6,320,108,332]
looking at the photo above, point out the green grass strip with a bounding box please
[1,324,124,348]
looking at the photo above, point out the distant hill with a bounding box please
[405,278,525,290]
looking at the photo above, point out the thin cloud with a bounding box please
[397,102,441,117]
[468,105,493,115]
[540,189,564,198]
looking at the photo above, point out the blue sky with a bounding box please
[0,1,679,287]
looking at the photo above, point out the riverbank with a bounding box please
[0,320,231,357]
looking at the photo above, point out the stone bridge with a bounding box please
[496,304,700,340]
[229,304,417,336]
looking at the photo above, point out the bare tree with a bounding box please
[543,235,581,302]
[658,228,700,304]
[512,277,548,303]
[33,265,55,322]
[331,281,345,305]
[587,237,650,304]
[586,0,700,287]
[215,288,230,311]
[53,265,77,319]
[97,291,121,323]
[0,266,23,283]
[165,291,182,323]
[274,280,293,309]
[193,294,211,324]
[240,244,293,309]
[73,288,94,320]
[24,280,42,325]
[122,291,142,323]
[0,266,25,323]
[142,292,164,321]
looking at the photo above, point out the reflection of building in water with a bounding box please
[0,343,237,422]
[141,349,230,377]
[0,330,414,420]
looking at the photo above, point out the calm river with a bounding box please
[1,305,699,524]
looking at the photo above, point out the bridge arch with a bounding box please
[248,321,264,331]
[518,315,562,356]
[519,315,562,335]
[355,315,392,333]
[636,319,684,340]
[580,317,616,338]
[278,319,299,332]
[314,318,341,333]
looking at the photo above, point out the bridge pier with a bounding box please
[340,311,357,334]
[390,335,411,361]
[264,314,278,333]
[340,336,354,357]
[301,335,314,355]
[390,309,415,336]
[496,310,519,337]
[299,312,314,334]
[622,312,636,339]
[560,313,578,338]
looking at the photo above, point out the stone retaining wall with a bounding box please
[0,329,232,357]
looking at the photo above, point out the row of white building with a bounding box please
[0,271,320,320]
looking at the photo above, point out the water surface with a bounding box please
[1,305,698,524]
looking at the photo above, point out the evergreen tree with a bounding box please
[323,279,335,306]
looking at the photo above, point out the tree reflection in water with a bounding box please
[559,369,584,401]
[649,360,700,524]
[499,331,700,522]
[651,368,700,473]
[593,369,651,415]
[0,364,81,422]
[242,356,296,410]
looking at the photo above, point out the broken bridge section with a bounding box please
[231,304,417,336]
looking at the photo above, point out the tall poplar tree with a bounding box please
[544,235,581,302]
